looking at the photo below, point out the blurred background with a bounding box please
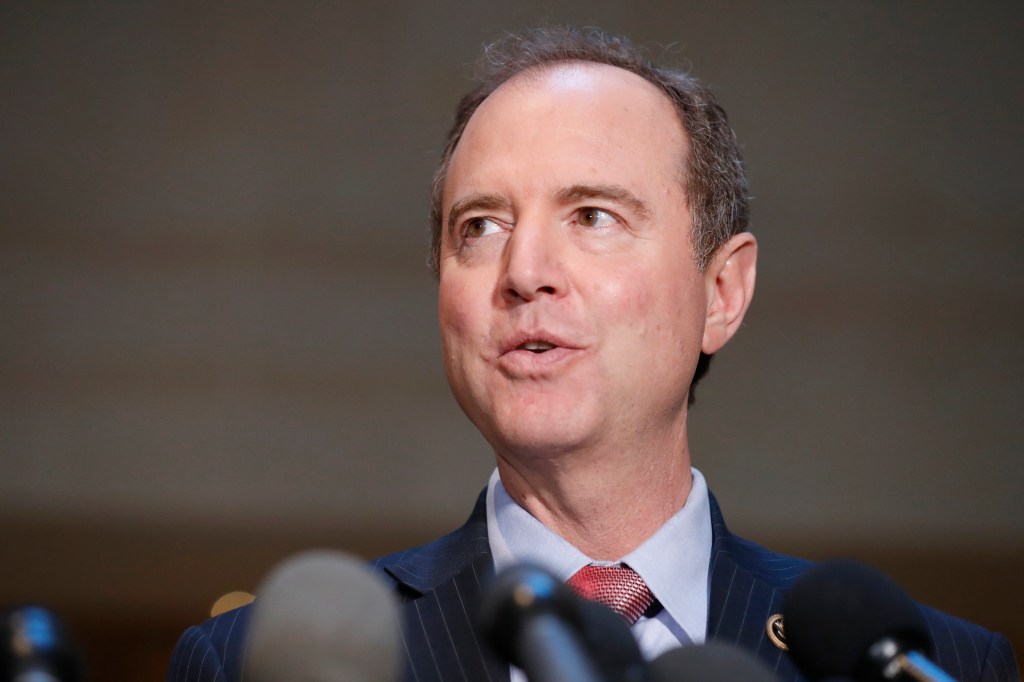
[2,1,1021,678]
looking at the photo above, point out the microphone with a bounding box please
[245,550,401,682]
[479,563,649,682]
[783,559,954,682]
[573,598,650,682]
[648,641,778,682]
[0,605,84,682]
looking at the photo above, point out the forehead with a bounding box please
[444,62,688,208]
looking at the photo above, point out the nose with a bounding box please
[500,219,568,302]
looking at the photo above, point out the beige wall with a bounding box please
[2,2,1021,676]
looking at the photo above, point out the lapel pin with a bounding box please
[766,613,788,651]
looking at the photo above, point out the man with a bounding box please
[167,26,1018,682]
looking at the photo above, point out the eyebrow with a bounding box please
[555,184,651,221]
[446,193,511,238]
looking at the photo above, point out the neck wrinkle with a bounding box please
[494,437,693,561]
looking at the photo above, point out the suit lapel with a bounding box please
[380,489,811,682]
[705,493,807,682]
[379,491,510,682]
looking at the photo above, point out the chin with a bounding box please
[482,405,598,459]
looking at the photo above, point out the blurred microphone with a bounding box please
[648,641,778,682]
[245,550,400,682]
[784,560,954,682]
[0,605,84,682]
[480,563,650,682]
[573,598,650,682]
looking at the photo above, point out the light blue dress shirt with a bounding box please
[485,466,711,677]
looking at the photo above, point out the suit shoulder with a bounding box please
[167,605,253,682]
[370,523,489,573]
[708,492,813,590]
[369,488,490,594]
[919,605,1020,682]
[716,532,1019,682]
[714,529,814,590]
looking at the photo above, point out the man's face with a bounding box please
[437,62,713,459]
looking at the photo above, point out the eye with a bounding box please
[576,207,617,228]
[463,217,503,239]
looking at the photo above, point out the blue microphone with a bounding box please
[0,605,84,682]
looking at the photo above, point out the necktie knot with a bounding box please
[566,563,655,625]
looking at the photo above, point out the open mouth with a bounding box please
[518,341,557,354]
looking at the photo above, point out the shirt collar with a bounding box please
[486,468,592,579]
[486,467,711,643]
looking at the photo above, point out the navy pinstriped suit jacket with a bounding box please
[167,491,1019,682]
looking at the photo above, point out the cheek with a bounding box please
[589,264,705,354]
[438,276,487,363]
[589,271,661,333]
[438,276,469,328]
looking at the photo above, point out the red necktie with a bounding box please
[566,563,655,625]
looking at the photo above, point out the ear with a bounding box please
[701,232,757,355]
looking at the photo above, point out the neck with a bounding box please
[495,429,694,561]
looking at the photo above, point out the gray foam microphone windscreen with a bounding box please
[246,550,401,682]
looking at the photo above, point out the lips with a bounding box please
[496,330,583,375]
[499,330,578,356]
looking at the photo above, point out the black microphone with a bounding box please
[480,563,649,682]
[648,641,779,682]
[245,550,401,682]
[0,605,84,682]
[784,560,954,682]
[573,598,650,682]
